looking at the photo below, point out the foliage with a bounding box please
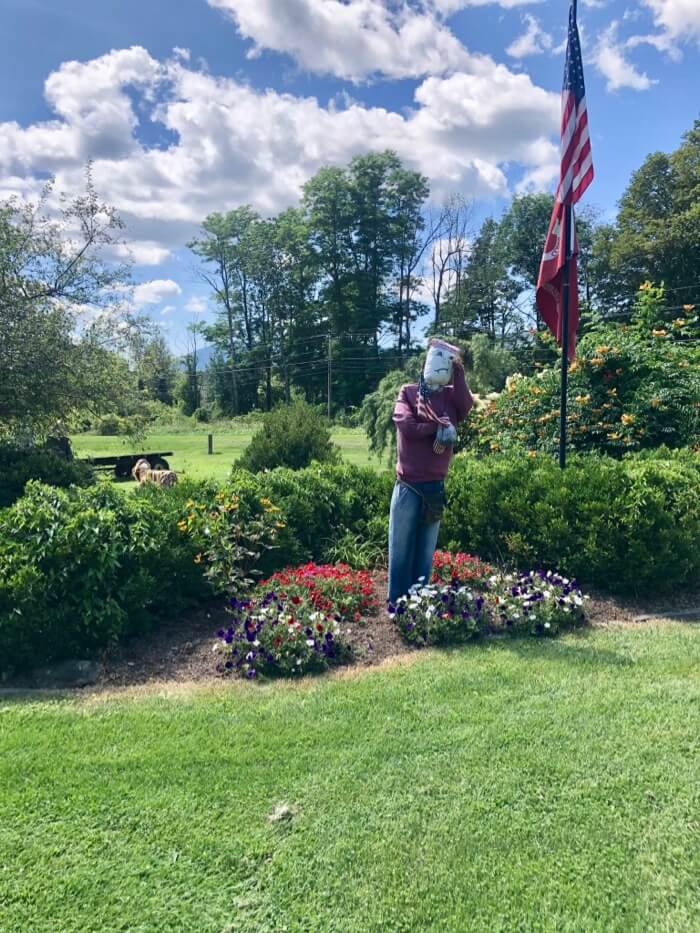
[178,487,284,595]
[431,551,495,587]
[0,481,209,671]
[258,563,377,622]
[359,357,422,464]
[0,443,95,508]
[0,171,143,436]
[237,400,340,472]
[467,333,518,394]
[323,530,386,569]
[442,451,700,595]
[389,581,488,646]
[461,286,700,457]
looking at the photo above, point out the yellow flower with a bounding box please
[527,450,537,458]
[275,521,286,529]
[177,520,187,531]
[650,397,662,408]
[652,328,667,337]
[590,356,604,366]
[682,304,695,312]
[621,413,635,425]
[194,553,203,564]
[595,345,610,354]
[607,432,621,440]
[575,394,591,404]
[568,361,579,373]
[639,281,652,292]
[186,499,195,508]
[672,318,686,328]
[259,497,273,508]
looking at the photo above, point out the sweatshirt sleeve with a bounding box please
[450,365,475,424]
[393,386,438,439]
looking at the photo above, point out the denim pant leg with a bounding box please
[412,517,440,590]
[388,483,422,603]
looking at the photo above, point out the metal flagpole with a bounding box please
[558,202,574,469]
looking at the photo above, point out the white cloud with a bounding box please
[640,0,700,43]
[185,296,209,314]
[132,279,182,307]
[0,46,562,264]
[431,0,540,10]
[594,22,656,90]
[507,14,552,58]
[206,0,475,80]
[160,304,177,315]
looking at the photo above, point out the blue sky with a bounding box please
[1,0,698,350]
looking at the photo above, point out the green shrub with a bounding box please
[237,401,340,472]
[0,443,95,509]
[95,414,122,435]
[0,481,211,672]
[442,451,700,595]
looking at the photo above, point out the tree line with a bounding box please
[1,120,699,434]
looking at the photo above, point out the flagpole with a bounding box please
[558,202,573,469]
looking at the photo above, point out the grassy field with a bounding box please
[71,427,380,481]
[2,623,699,932]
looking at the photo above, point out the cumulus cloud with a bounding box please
[185,296,209,314]
[0,46,561,264]
[132,279,182,307]
[640,0,700,43]
[206,0,474,80]
[594,22,656,90]
[507,14,552,58]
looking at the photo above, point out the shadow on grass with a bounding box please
[430,626,636,670]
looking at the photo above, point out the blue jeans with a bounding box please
[388,481,442,604]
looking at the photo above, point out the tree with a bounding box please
[429,195,473,329]
[441,218,519,342]
[177,322,205,415]
[133,331,177,405]
[0,170,137,437]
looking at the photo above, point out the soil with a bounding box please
[4,571,699,694]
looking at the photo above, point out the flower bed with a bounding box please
[390,581,488,646]
[257,562,377,623]
[216,593,346,679]
[490,570,587,636]
[389,561,588,646]
[431,550,495,587]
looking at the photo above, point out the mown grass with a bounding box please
[1,624,699,932]
[71,427,377,481]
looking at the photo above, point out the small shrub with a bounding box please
[237,400,340,472]
[0,443,94,508]
[214,593,348,678]
[95,414,122,435]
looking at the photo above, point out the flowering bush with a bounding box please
[389,582,488,647]
[179,488,284,594]
[432,550,495,587]
[489,570,587,636]
[258,563,377,623]
[215,592,348,678]
[458,284,699,458]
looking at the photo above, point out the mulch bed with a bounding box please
[4,571,699,693]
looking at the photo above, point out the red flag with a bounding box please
[537,203,578,361]
[536,0,593,361]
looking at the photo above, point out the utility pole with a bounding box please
[327,333,332,419]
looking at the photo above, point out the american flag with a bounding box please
[536,0,594,360]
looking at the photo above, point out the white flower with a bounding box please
[296,658,302,666]
[544,622,551,629]
[253,640,260,647]
[573,595,583,606]
[306,639,315,647]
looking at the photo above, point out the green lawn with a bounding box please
[71,427,379,481]
[2,624,699,932]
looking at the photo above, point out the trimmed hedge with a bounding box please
[442,451,700,595]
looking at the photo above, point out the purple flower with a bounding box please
[396,605,406,615]
[217,628,226,639]
[246,669,257,679]
[224,660,233,670]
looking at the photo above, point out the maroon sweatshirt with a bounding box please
[393,366,474,483]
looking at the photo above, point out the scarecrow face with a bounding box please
[423,340,459,388]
